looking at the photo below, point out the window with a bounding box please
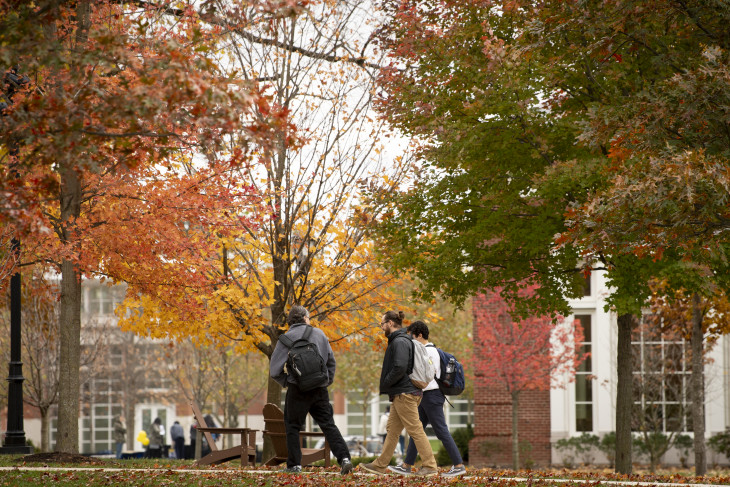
[575,315,593,432]
[632,321,691,433]
[85,284,126,316]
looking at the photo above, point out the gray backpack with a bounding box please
[402,337,436,389]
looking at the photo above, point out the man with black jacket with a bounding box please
[360,311,438,477]
[270,305,353,475]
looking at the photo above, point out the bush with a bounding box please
[555,433,599,468]
[436,425,474,466]
[709,430,730,457]
[674,434,693,468]
[597,432,616,468]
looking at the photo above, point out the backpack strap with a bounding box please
[278,334,293,348]
[278,324,311,349]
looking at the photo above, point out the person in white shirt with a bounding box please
[388,321,466,478]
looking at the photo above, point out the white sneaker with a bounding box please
[442,465,466,477]
[388,464,413,475]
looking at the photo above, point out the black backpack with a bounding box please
[278,325,329,391]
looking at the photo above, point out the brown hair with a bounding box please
[383,310,405,327]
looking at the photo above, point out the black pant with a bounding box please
[173,437,185,460]
[284,384,350,468]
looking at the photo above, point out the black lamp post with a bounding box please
[0,68,32,454]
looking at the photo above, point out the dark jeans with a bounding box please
[284,383,350,468]
[404,389,463,466]
[173,437,185,460]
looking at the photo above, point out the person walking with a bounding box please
[146,417,164,458]
[270,305,354,475]
[360,311,438,477]
[389,320,466,477]
[170,420,185,460]
[113,414,126,459]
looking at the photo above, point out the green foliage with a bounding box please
[597,432,616,468]
[555,434,600,468]
[709,431,730,457]
[674,434,693,468]
[436,425,474,466]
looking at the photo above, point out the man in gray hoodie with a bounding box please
[270,305,353,475]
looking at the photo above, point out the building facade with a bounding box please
[470,270,730,468]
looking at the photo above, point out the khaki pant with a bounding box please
[373,393,436,469]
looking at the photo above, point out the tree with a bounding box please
[370,0,660,474]
[115,0,411,440]
[0,1,279,453]
[474,287,584,470]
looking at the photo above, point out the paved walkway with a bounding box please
[0,466,728,486]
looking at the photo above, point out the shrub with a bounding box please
[436,425,474,466]
[555,433,599,468]
[597,432,616,468]
[709,430,730,457]
[674,434,693,468]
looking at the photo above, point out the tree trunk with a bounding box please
[55,0,89,456]
[615,313,635,474]
[40,408,50,452]
[55,162,83,453]
[691,293,707,475]
[511,390,520,470]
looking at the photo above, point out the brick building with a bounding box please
[469,270,730,468]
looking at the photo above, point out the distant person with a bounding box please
[146,417,163,458]
[170,420,184,460]
[270,305,353,475]
[360,311,438,477]
[390,320,466,477]
[189,424,197,459]
[378,406,405,453]
[113,414,126,459]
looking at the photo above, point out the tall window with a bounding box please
[575,315,593,432]
[632,321,691,432]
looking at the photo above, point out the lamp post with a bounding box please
[0,68,32,454]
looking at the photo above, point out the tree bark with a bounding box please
[691,292,707,475]
[615,313,635,474]
[40,408,50,452]
[54,0,89,456]
[511,390,520,470]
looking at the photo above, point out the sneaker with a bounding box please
[340,458,354,475]
[442,465,467,477]
[414,466,438,477]
[387,464,413,475]
[360,462,388,475]
[281,465,302,473]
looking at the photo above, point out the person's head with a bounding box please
[173,421,180,425]
[288,305,310,326]
[153,417,161,425]
[407,320,429,340]
[380,310,405,337]
[385,405,390,413]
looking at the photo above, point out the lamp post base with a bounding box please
[0,445,33,455]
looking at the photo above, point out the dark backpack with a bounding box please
[278,325,329,391]
[426,344,465,396]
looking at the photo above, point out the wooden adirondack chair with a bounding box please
[261,403,331,467]
[191,402,257,466]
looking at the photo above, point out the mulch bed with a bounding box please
[20,452,106,465]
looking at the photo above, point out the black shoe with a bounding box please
[282,465,302,473]
[340,458,353,475]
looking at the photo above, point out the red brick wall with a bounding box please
[470,292,552,468]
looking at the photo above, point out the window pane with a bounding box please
[577,345,592,372]
[575,315,591,342]
[575,374,592,402]
[576,404,592,432]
